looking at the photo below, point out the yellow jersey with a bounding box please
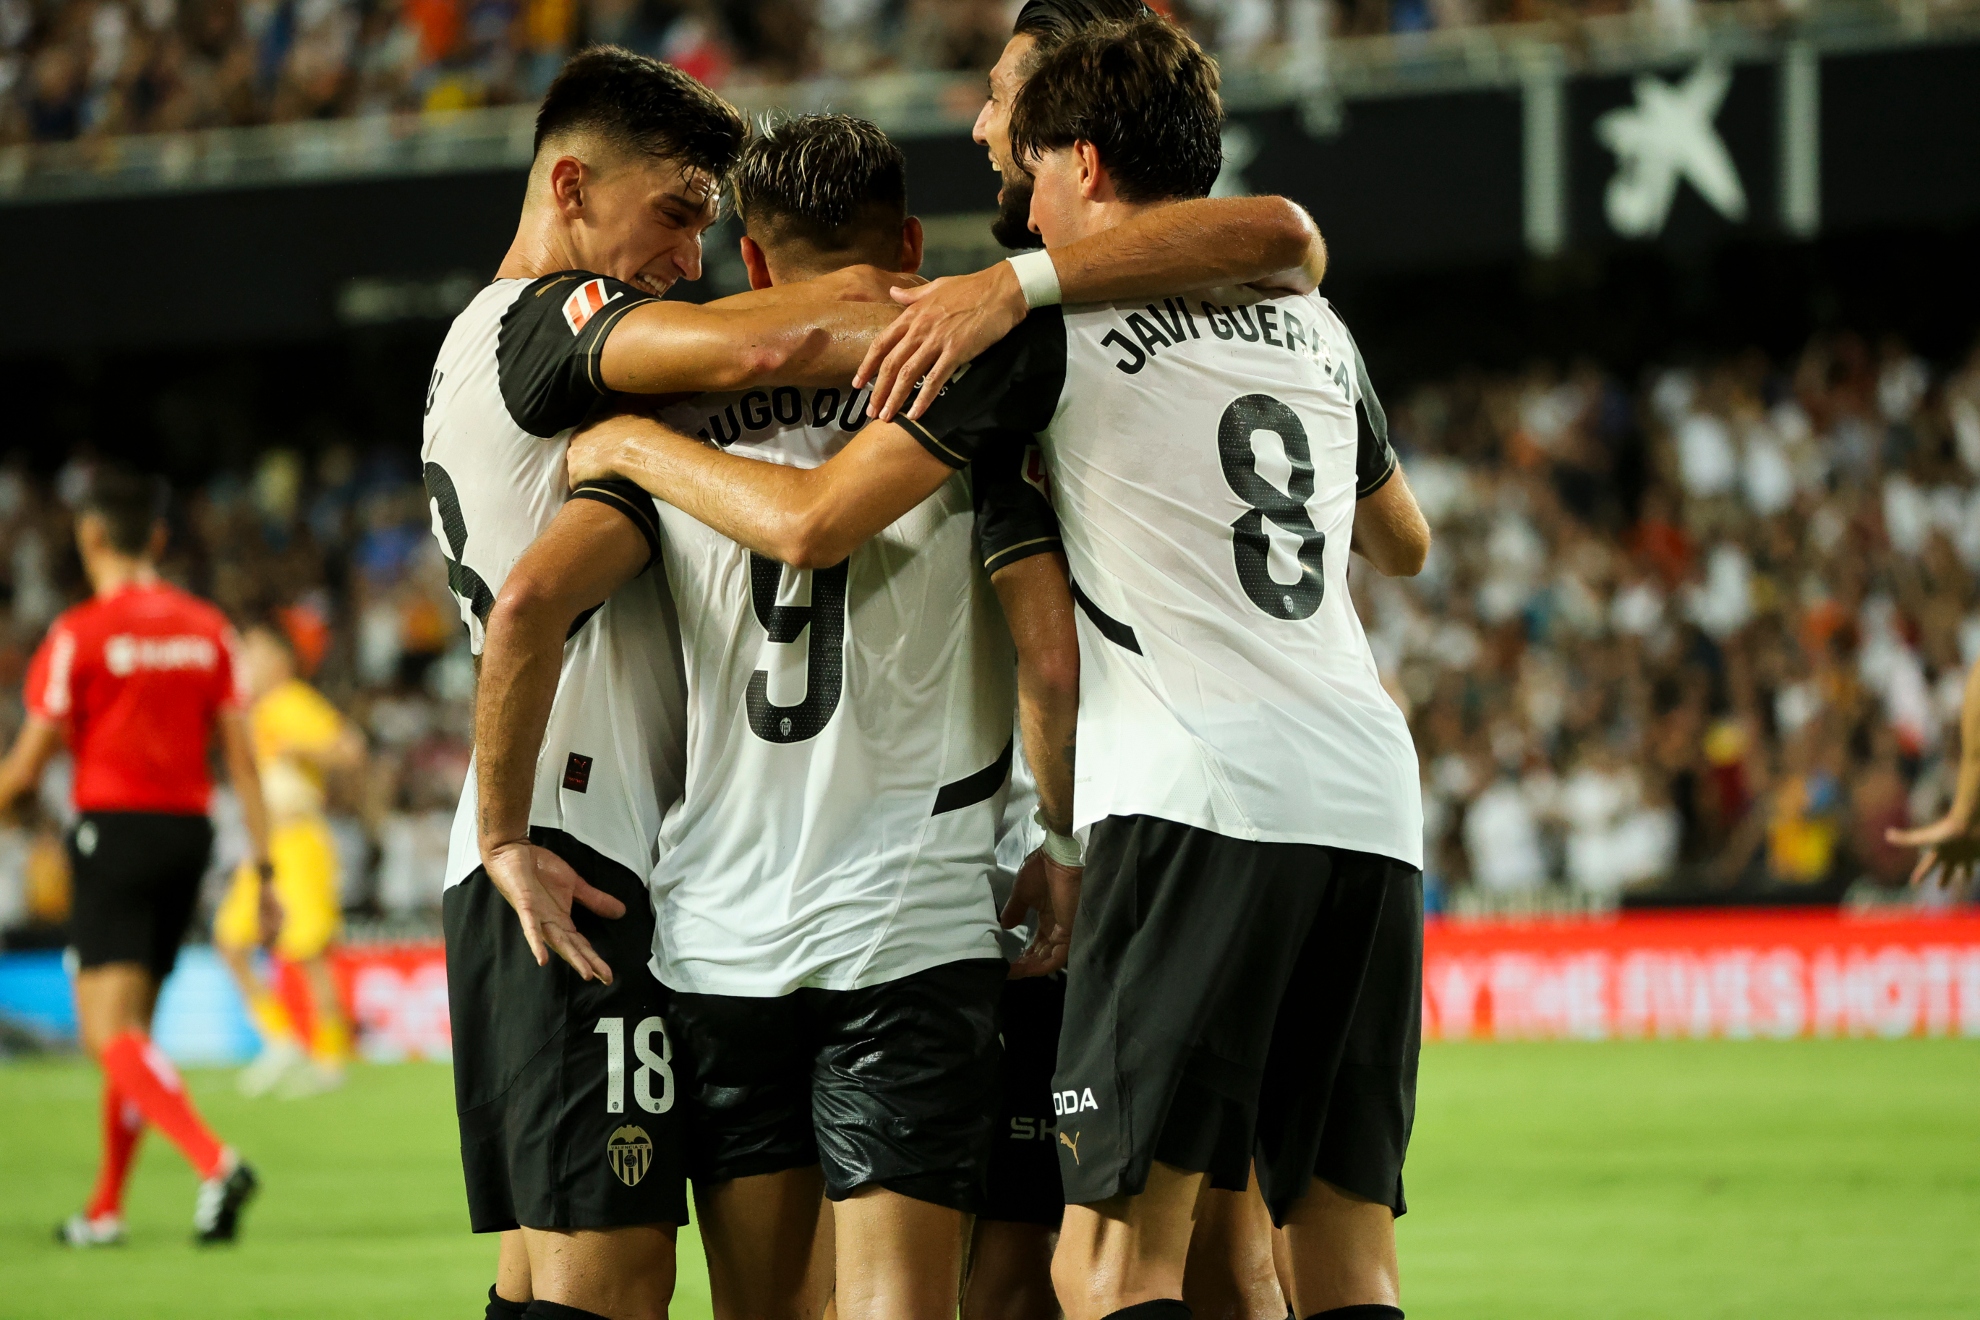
[252,679,348,822]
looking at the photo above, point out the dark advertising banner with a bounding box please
[1822,43,1980,231]
[1230,92,1527,273]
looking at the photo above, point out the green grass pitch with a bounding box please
[3,1039,1976,1318]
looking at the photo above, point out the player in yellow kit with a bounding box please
[214,617,367,1097]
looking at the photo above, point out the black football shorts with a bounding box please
[981,971,1066,1227]
[1053,815,1422,1225]
[68,811,215,981]
[444,827,687,1233]
[667,956,1006,1214]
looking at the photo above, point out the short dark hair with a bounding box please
[1012,0,1153,60]
[732,114,907,254]
[1009,17,1223,205]
[534,46,747,182]
[80,466,167,556]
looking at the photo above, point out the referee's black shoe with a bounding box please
[193,1157,259,1245]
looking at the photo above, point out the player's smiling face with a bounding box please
[975,35,1038,246]
[574,157,720,297]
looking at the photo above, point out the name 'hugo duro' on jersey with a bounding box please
[642,380,1062,997]
[903,289,1423,868]
[422,271,689,890]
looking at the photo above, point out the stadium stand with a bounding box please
[8,0,1964,143]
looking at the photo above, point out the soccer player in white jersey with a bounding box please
[926,26,1430,1320]
[478,115,1082,1320]
[422,49,950,1320]
[568,20,1433,1320]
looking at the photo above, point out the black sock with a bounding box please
[1304,1307,1404,1320]
[1103,1303,1192,1320]
[485,1285,529,1320]
[523,1302,611,1320]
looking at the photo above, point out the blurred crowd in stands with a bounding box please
[0,323,1976,946]
[1358,330,1980,911]
[0,443,471,944]
[0,0,1796,145]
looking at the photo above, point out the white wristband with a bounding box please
[1006,250,1062,309]
[1034,807,1083,867]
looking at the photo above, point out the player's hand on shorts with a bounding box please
[483,840,627,983]
[855,261,1028,423]
[1002,846,1082,979]
[1888,812,1980,887]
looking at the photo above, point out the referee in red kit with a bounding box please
[0,467,274,1247]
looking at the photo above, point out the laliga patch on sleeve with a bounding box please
[562,278,620,335]
[563,753,593,793]
[1022,443,1051,499]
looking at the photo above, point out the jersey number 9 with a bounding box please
[745,554,849,743]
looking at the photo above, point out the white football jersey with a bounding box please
[643,385,1060,996]
[905,288,1423,866]
[423,272,688,889]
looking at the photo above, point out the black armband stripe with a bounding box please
[580,299,649,396]
[898,416,970,469]
[568,481,662,572]
[983,535,1062,575]
[1357,451,1397,499]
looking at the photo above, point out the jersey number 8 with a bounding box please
[1217,394,1326,621]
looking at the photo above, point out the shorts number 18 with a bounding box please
[594,1016,675,1115]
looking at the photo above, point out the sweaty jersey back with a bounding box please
[646,384,1059,996]
[422,272,688,888]
[906,289,1423,867]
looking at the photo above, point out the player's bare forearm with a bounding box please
[1350,468,1431,577]
[475,503,650,857]
[993,552,1080,836]
[568,412,954,570]
[1054,195,1324,302]
[0,717,61,815]
[599,296,899,396]
[218,709,273,867]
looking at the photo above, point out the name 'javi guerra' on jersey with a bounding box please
[902,288,1423,869]
[638,380,1062,997]
[423,271,689,891]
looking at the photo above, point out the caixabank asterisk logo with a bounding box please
[1595,60,1748,239]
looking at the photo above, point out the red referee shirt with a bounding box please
[23,580,244,816]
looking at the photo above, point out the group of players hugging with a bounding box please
[430,3,1434,1319]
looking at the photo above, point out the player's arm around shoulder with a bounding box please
[567,408,955,570]
[474,494,656,982]
[495,269,900,438]
[596,275,904,397]
[859,194,1325,418]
